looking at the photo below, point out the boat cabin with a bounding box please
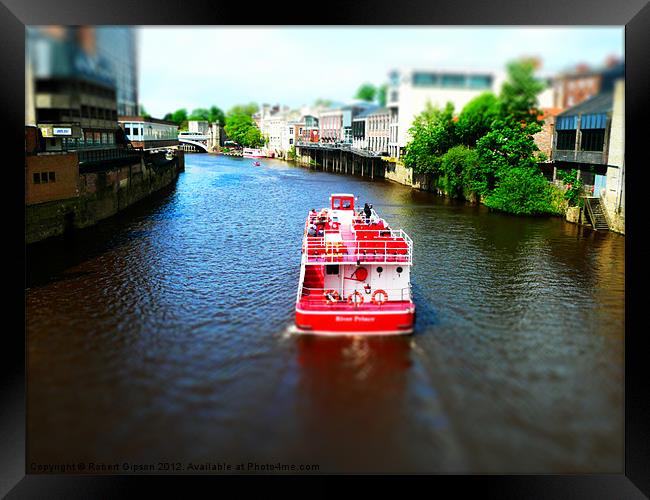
[330,193,355,212]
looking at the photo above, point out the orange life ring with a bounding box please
[347,291,364,306]
[323,290,340,304]
[371,289,388,306]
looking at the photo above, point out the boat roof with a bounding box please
[330,193,355,197]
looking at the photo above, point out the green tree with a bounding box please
[227,103,258,117]
[475,117,559,215]
[209,106,225,124]
[456,93,500,147]
[474,118,542,196]
[439,146,479,198]
[484,166,562,216]
[171,108,188,125]
[314,98,332,107]
[499,58,546,126]
[403,102,457,174]
[355,83,377,102]
[224,112,264,148]
[188,108,210,121]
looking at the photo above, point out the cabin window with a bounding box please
[342,199,351,209]
[332,198,341,209]
[325,265,339,275]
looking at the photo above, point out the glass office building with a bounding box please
[26,26,138,151]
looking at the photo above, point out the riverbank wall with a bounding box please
[294,144,619,232]
[26,150,185,244]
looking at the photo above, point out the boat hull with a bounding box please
[294,306,415,336]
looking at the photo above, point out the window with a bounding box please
[333,198,341,209]
[580,129,605,152]
[325,265,339,275]
[33,173,40,184]
[412,72,439,86]
[441,74,466,88]
[556,130,576,150]
[289,127,294,134]
[342,199,351,209]
[48,171,56,182]
[467,75,492,89]
[40,172,48,183]
[289,138,293,145]
[125,126,131,135]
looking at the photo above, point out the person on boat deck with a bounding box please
[317,228,324,237]
[363,203,372,223]
[308,223,317,237]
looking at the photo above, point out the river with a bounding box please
[26,153,624,473]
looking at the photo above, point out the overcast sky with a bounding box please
[138,27,623,118]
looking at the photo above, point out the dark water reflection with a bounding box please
[26,154,624,473]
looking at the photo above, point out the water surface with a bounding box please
[26,154,624,473]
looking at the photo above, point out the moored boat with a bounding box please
[295,194,415,335]
[242,148,266,158]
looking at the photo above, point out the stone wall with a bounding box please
[26,151,183,244]
[384,161,412,186]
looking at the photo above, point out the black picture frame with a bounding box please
[4,0,648,496]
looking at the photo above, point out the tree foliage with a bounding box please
[403,102,456,174]
[227,103,258,117]
[439,146,479,198]
[556,169,584,207]
[171,108,188,125]
[456,93,500,147]
[355,83,377,102]
[224,112,264,148]
[484,167,562,216]
[499,58,546,126]
[209,106,225,124]
[401,59,561,216]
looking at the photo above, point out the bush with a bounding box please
[439,146,479,198]
[484,166,563,216]
[556,169,584,207]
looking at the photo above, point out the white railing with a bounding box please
[301,236,412,264]
[301,211,413,264]
[297,286,413,307]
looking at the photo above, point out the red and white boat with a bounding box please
[295,193,415,335]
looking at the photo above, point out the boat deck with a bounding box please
[302,211,412,265]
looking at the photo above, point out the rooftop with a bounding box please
[558,92,613,117]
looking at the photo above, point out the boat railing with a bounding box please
[298,286,413,306]
[302,230,413,264]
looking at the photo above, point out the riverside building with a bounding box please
[26,26,138,152]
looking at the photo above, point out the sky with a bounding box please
[138,27,624,118]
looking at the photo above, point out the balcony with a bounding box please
[552,149,606,165]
